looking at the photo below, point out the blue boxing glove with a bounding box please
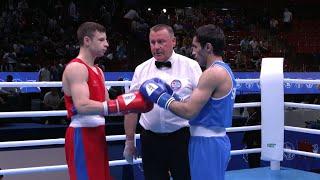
[139,79,175,109]
[151,78,182,101]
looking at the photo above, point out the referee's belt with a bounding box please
[144,127,189,137]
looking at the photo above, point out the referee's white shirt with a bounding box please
[130,52,202,133]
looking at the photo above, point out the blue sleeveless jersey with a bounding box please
[189,61,237,128]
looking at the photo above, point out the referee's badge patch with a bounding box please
[171,80,182,91]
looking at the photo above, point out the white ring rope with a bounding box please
[0,78,319,88]
[0,110,66,118]
[285,102,320,110]
[234,102,261,108]
[226,125,261,132]
[0,81,132,88]
[0,78,260,88]
[284,149,320,159]
[0,135,133,148]
[0,159,144,176]
[0,138,65,148]
[0,81,62,88]
[2,101,319,119]
[0,103,262,119]
[285,126,320,135]
[0,126,261,148]
[236,79,260,83]
[284,79,320,84]
[0,165,67,176]
[231,148,261,156]
[0,148,263,176]
[4,79,315,102]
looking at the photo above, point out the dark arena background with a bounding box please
[0,0,319,179]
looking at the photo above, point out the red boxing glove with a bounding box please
[107,91,153,115]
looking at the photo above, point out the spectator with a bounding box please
[240,37,250,53]
[41,87,62,124]
[259,38,269,54]
[283,8,293,32]
[115,40,128,61]
[42,87,61,110]
[0,75,21,113]
[270,17,279,35]
[2,47,17,71]
[68,0,78,23]
[158,10,169,24]
[38,64,51,100]
[1,75,20,95]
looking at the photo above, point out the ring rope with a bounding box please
[231,148,261,155]
[0,135,133,148]
[0,79,319,88]
[5,101,320,119]
[0,81,132,88]
[0,78,261,88]
[284,79,320,84]
[284,149,320,159]
[0,148,263,176]
[0,159,144,176]
[3,148,320,176]
[0,110,66,118]
[0,102,262,119]
[284,126,320,135]
[236,79,260,83]
[0,126,261,148]
[234,102,261,108]
[226,125,261,132]
[285,102,320,110]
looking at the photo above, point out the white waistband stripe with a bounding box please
[190,126,226,137]
[70,115,105,127]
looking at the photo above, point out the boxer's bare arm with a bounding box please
[169,66,227,119]
[63,62,104,115]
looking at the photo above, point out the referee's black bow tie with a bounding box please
[155,61,171,69]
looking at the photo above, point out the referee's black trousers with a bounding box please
[140,127,191,180]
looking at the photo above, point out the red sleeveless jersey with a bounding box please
[64,58,106,119]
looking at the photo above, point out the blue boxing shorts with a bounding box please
[188,135,231,180]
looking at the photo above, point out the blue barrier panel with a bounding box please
[234,72,320,94]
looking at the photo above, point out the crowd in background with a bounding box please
[0,0,319,76]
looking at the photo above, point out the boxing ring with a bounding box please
[0,58,319,180]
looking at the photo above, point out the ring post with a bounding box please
[260,58,284,170]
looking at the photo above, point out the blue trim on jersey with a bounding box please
[71,105,78,115]
[189,61,236,128]
[74,128,89,180]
